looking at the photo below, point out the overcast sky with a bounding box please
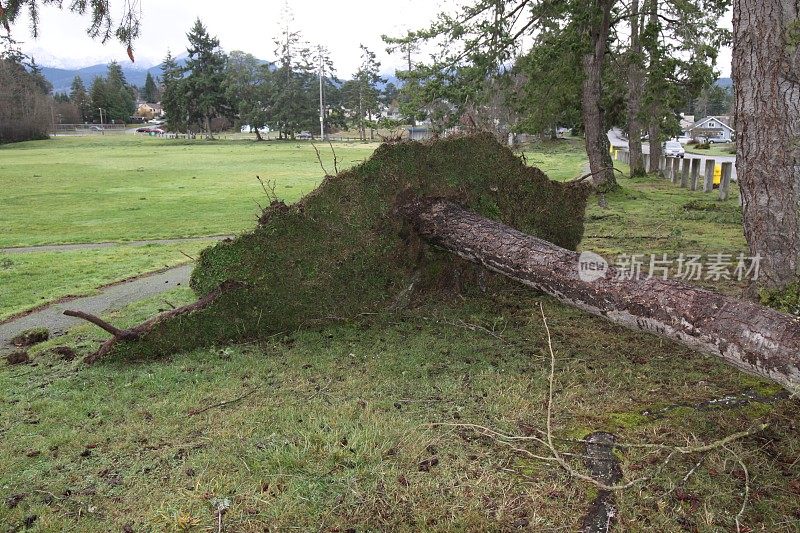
[16,0,732,77]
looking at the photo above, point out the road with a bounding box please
[608,129,737,180]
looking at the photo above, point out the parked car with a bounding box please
[663,140,685,158]
[89,125,104,131]
[136,126,151,133]
[297,131,313,140]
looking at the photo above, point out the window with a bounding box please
[709,121,716,127]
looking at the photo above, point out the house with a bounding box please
[240,125,270,134]
[136,102,165,120]
[688,116,735,143]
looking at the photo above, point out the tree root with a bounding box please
[64,280,243,364]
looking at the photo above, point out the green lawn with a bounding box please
[685,143,736,157]
[0,136,378,319]
[521,138,588,181]
[0,136,377,247]
[2,139,795,531]
[0,241,211,321]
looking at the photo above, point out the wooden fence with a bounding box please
[611,148,735,201]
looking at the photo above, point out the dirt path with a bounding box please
[0,264,192,353]
[1,235,234,254]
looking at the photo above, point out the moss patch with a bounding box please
[109,135,590,359]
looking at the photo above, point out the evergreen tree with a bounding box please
[343,45,385,141]
[224,51,271,140]
[103,62,136,122]
[183,19,230,136]
[142,72,158,103]
[160,51,186,132]
[267,7,320,138]
[69,75,92,122]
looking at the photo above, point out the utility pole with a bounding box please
[318,45,325,141]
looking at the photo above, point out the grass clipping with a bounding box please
[110,134,590,359]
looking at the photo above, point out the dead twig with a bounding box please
[311,142,330,176]
[180,251,197,261]
[725,444,750,533]
[188,388,259,416]
[327,140,339,174]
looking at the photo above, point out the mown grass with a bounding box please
[0,136,377,247]
[1,138,798,531]
[0,241,211,321]
[685,143,736,158]
[0,136,377,319]
[521,138,588,181]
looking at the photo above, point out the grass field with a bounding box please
[0,136,377,247]
[0,136,378,319]
[685,143,736,158]
[2,136,798,531]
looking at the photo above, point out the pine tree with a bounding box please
[183,19,230,137]
[69,76,92,122]
[160,51,186,132]
[143,72,158,103]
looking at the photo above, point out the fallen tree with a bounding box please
[61,135,800,392]
[400,197,800,392]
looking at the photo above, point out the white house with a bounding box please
[241,125,270,134]
[688,116,735,143]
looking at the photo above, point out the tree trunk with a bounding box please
[626,0,646,176]
[254,128,264,142]
[401,198,800,392]
[733,0,800,290]
[581,0,617,191]
[647,109,662,173]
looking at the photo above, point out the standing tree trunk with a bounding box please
[733,0,800,290]
[401,198,800,392]
[626,0,646,176]
[582,0,618,191]
[647,117,662,173]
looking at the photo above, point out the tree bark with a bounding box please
[581,0,618,191]
[733,0,800,290]
[626,0,646,176]
[647,117,662,173]
[401,198,800,392]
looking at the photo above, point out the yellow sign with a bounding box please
[713,165,721,185]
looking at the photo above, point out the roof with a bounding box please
[691,116,735,132]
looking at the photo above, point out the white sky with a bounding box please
[16,0,732,77]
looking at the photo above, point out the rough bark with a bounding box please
[401,198,800,392]
[626,0,646,176]
[647,117,662,173]
[582,0,618,190]
[733,0,800,289]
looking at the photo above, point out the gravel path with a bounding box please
[0,264,193,354]
[1,235,234,254]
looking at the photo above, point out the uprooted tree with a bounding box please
[66,135,800,393]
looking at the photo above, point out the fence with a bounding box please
[611,147,735,202]
[53,123,129,136]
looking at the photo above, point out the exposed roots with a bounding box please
[65,280,243,364]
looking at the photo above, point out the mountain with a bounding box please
[41,57,190,94]
[715,77,733,89]
[42,57,398,95]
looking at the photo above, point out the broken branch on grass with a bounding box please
[429,303,769,492]
[725,444,751,533]
[188,388,259,416]
[65,280,244,364]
